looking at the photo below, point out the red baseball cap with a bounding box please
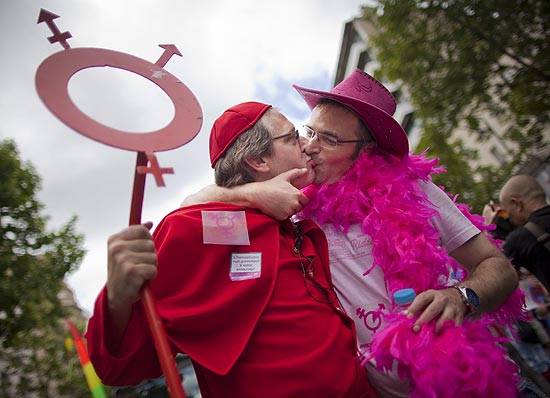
[209,101,272,167]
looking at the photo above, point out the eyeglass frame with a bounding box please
[294,224,339,305]
[301,125,365,150]
[271,129,300,142]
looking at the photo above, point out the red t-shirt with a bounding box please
[86,203,374,398]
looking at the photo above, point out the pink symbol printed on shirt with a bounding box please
[356,303,386,332]
[202,211,250,245]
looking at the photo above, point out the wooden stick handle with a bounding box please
[129,152,186,398]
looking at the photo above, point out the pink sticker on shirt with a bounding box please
[201,211,250,245]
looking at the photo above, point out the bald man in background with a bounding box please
[498,175,550,290]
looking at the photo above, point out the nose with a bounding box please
[302,135,319,155]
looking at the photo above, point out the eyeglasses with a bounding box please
[294,224,339,305]
[301,125,364,150]
[271,129,300,142]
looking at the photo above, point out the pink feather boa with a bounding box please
[302,149,525,398]
[368,314,518,398]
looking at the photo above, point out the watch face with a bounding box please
[465,288,480,308]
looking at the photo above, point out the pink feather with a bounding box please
[302,149,525,397]
[365,313,518,398]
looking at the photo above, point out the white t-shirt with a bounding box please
[315,180,480,398]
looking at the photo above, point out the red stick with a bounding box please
[129,152,186,398]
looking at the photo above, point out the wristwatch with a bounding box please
[453,285,480,314]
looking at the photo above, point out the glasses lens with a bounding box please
[301,126,314,139]
[273,131,296,141]
[317,133,339,149]
[301,126,340,150]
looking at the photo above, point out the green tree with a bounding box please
[363,0,550,211]
[0,139,91,397]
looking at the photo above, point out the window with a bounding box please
[401,112,414,135]
[357,50,371,70]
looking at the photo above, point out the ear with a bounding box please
[245,157,270,173]
[510,197,524,212]
[363,141,378,153]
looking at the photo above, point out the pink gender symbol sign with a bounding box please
[35,9,203,188]
[35,9,202,398]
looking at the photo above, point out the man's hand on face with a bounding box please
[180,168,314,221]
[290,165,316,190]
[246,168,312,220]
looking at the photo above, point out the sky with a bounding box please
[0,0,368,315]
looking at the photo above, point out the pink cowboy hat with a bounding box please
[293,69,409,156]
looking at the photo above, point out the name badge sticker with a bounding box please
[202,211,250,245]
[230,252,262,281]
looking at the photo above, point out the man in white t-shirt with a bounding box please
[183,70,521,397]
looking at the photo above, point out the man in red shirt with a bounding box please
[85,102,375,398]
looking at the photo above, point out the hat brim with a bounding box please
[293,84,409,156]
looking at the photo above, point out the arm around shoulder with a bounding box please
[181,169,310,220]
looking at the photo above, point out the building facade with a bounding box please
[334,17,550,198]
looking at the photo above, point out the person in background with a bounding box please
[515,268,550,380]
[85,102,376,398]
[483,176,550,324]
[493,174,550,290]
[183,70,523,397]
[482,200,515,241]
[484,175,550,396]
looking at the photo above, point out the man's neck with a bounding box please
[525,202,548,223]
[528,201,549,217]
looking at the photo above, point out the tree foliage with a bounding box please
[363,0,550,211]
[0,139,91,397]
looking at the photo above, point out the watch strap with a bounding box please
[453,285,473,314]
